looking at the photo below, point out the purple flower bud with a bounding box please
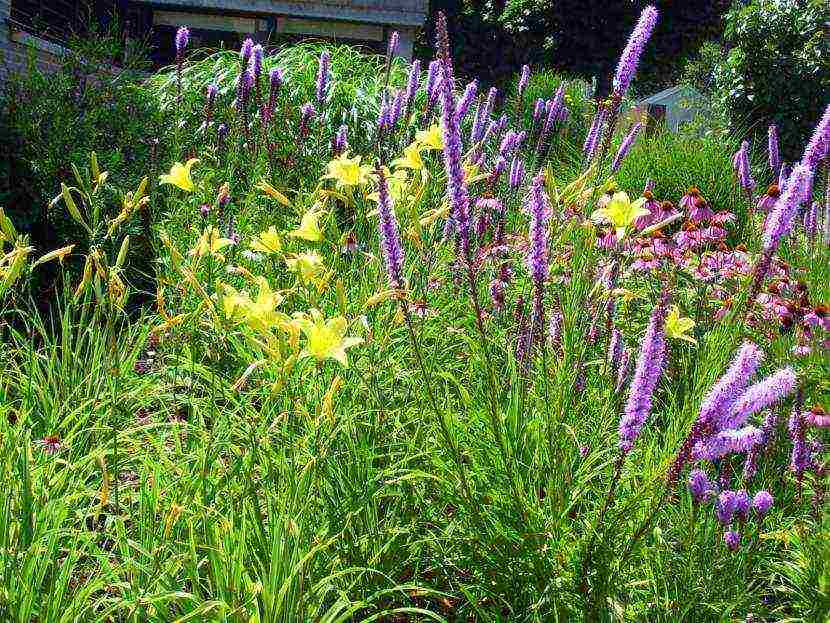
[612,6,659,96]
[517,64,530,98]
[387,31,399,58]
[724,530,741,551]
[509,156,525,190]
[175,26,189,59]
[456,80,478,122]
[611,122,643,172]
[240,38,254,65]
[688,468,715,504]
[250,44,263,81]
[332,124,348,156]
[316,50,330,105]
[733,489,750,520]
[619,289,670,454]
[374,166,406,288]
[426,60,442,107]
[752,490,773,519]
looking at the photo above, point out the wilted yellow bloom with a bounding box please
[287,208,324,242]
[32,244,74,267]
[392,143,424,171]
[159,158,199,192]
[189,226,234,259]
[285,251,325,284]
[591,191,648,239]
[251,226,283,255]
[323,153,371,189]
[293,309,363,367]
[321,375,343,421]
[256,180,291,206]
[665,305,696,344]
[415,125,444,150]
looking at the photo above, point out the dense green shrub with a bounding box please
[713,0,830,160]
[0,27,170,291]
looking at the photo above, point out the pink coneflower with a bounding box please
[38,435,62,454]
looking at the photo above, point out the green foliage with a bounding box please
[714,0,830,160]
[0,26,169,287]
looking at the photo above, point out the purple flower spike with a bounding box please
[240,38,254,65]
[526,174,551,290]
[612,6,659,96]
[175,26,189,59]
[608,327,623,374]
[763,164,814,251]
[688,468,715,504]
[332,124,348,156]
[390,89,405,128]
[802,104,830,171]
[236,68,253,109]
[436,12,472,260]
[387,31,399,58]
[316,50,331,105]
[263,67,284,122]
[619,289,670,454]
[789,409,811,478]
[299,102,316,136]
[723,367,797,430]
[693,426,762,461]
[456,80,478,123]
[374,166,406,288]
[716,491,737,525]
[752,490,773,519]
[768,124,780,176]
[250,44,263,79]
[724,530,741,551]
[611,122,643,172]
[699,342,764,427]
[426,60,442,108]
[517,64,531,98]
[533,98,545,124]
[509,156,525,190]
[583,106,607,161]
[404,59,421,112]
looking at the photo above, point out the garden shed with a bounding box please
[636,84,704,132]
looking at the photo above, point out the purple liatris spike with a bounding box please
[509,156,525,190]
[532,98,545,125]
[752,490,773,519]
[693,426,762,461]
[456,80,478,122]
[618,289,670,454]
[389,89,405,128]
[788,409,810,478]
[537,84,565,152]
[615,347,631,393]
[688,468,715,504]
[387,31,399,58]
[612,6,659,96]
[608,327,623,374]
[802,103,830,171]
[437,13,472,261]
[526,174,551,289]
[804,201,820,240]
[768,124,780,176]
[425,60,441,108]
[583,105,607,161]
[250,44,263,79]
[205,83,218,123]
[299,102,315,136]
[263,68,283,122]
[332,124,348,155]
[377,96,391,132]
[736,141,756,191]
[316,50,330,105]
[611,122,643,172]
[236,68,253,109]
[716,491,737,525]
[763,164,814,252]
[404,59,421,112]
[724,530,741,551]
[517,64,530,98]
[240,38,254,66]
[374,166,406,288]
[721,367,797,430]
[175,26,189,60]
[698,342,763,427]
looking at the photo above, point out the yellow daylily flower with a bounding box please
[392,143,424,171]
[287,208,324,242]
[189,226,234,259]
[285,251,325,285]
[159,158,199,192]
[415,125,444,151]
[221,284,251,320]
[665,305,697,344]
[293,309,363,367]
[244,277,285,332]
[323,153,372,189]
[251,226,283,255]
[591,191,649,239]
